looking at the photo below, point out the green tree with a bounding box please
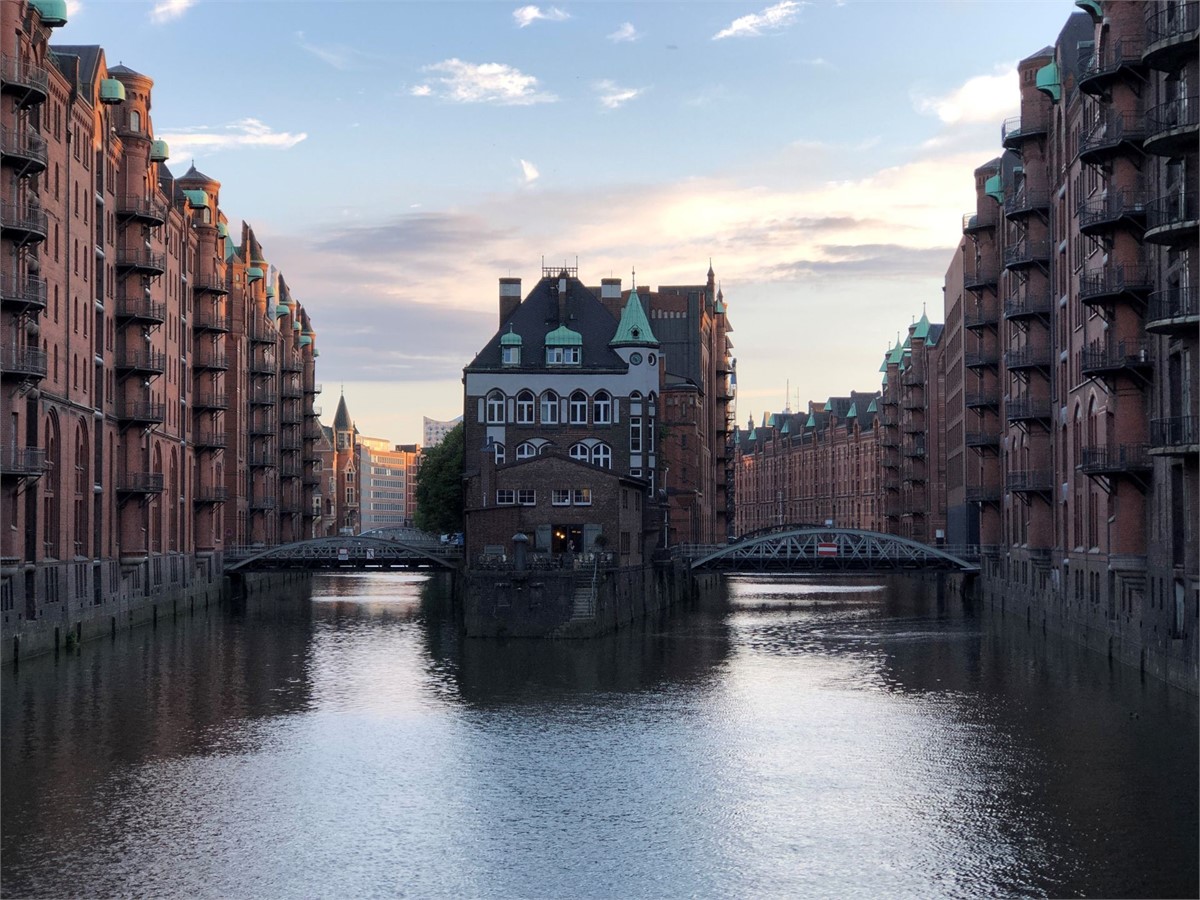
[414,422,464,535]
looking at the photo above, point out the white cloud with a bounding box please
[519,159,540,184]
[295,31,373,70]
[66,0,83,17]
[608,22,640,43]
[156,118,307,159]
[595,79,644,110]
[912,66,1018,124]
[713,1,804,40]
[149,0,195,24]
[412,59,557,105]
[513,5,569,28]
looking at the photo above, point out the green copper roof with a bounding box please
[499,326,522,346]
[846,402,858,418]
[313,348,320,358]
[610,287,659,348]
[299,335,312,346]
[30,0,68,25]
[881,373,888,386]
[984,174,1004,204]
[806,414,816,428]
[715,299,726,315]
[866,398,878,413]
[266,285,276,298]
[879,343,893,372]
[150,140,169,162]
[913,310,931,340]
[99,78,125,104]
[223,236,235,261]
[781,422,790,435]
[1035,61,1061,103]
[888,342,905,365]
[292,321,302,331]
[216,222,229,238]
[275,304,290,316]
[1074,0,1102,20]
[183,189,208,209]
[247,267,264,282]
[747,428,757,441]
[546,325,583,346]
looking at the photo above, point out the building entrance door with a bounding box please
[552,525,583,554]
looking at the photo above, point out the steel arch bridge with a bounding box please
[686,528,979,574]
[224,535,461,573]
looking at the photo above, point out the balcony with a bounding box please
[193,431,227,450]
[304,422,325,441]
[1150,416,1199,456]
[963,264,998,293]
[249,355,276,375]
[280,461,302,479]
[1081,339,1153,381]
[965,484,1002,504]
[901,442,927,458]
[962,209,997,235]
[965,432,1000,450]
[1143,2,1199,71]
[0,446,47,479]
[0,273,47,315]
[901,418,924,434]
[879,434,900,449]
[116,195,167,226]
[281,408,302,426]
[0,126,47,175]
[117,472,164,495]
[1004,188,1050,221]
[965,350,999,370]
[1144,96,1198,157]
[194,486,228,505]
[0,55,50,106]
[1078,111,1146,165]
[192,392,228,411]
[964,302,999,330]
[881,449,900,469]
[303,471,322,487]
[1001,114,1048,150]
[1005,470,1053,495]
[1146,287,1199,334]
[249,386,276,407]
[1078,265,1153,309]
[1003,290,1052,321]
[192,307,229,333]
[901,395,925,411]
[192,347,228,371]
[1,200,48,243]
[115,296,167,325]
[1004,346,1052,373]
[1077,191,1148,237]
[1006,397,1052,425]
[247,318,277,344]
[1145,192,1199,246]
[115,249,166,275]
[280,355,303,373]
[115,348,165,375]
[248,451,277,469]
[248,420,276,437]
[306,382,323,395]
[193,276,229,296]
[965,390,999,409]
[1079,38,1146,95]
[281,382,303,399]
[249,496,277,511]
[1080,444,1152,477]
[900,461,926,483]
[117,400,166,426]
[280,435,302,452]
[1003,240,1052,271]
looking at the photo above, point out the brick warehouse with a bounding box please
[1,0,322,657]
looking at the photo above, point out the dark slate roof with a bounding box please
[50,45,102,81]
[466,275,626,372]
[333,394,353,431]
[927,323,945,347]
[106,63,144,77]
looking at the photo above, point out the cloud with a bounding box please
[513,5,569,27]
[520,159,540,184]
[295,31,375,70]
[156,118,307,159]
[766,244,953,280]
[594,79,644,110]
[66,0,83,16]
[912,66,1018,124]
[608,22,640,42]
[411,59,557,105]
[149,0,195,24]
[713,1,804,40]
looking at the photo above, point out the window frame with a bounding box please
[515,390,535,425]
[593,391,612,425]
[486,390,505,424]
[540,390,560,424]
[569,390,588,425]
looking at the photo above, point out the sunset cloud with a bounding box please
[912,66,1018,124]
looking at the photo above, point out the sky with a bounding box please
[57,0,1079,443]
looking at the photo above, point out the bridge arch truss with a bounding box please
[225,535,460,573]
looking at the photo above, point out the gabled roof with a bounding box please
[610,286,659,348]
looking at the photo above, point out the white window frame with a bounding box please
[501,345,519,366]
[552,489,571,506]
[518,489,536,506]
[592,443,611,469]
[486,391,505,424]
[516,390,535,425]
[593,391,612,425]
[570,443,590,463]
[573,488,592,506]
[630,416,642,453]
[569,391,588,425]
[493,443,505,465]
[541,391,560,424]
[515,442,536,460]
[496,489,515,505]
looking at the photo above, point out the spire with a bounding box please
[610,280,659,348]
[333,392,352,431]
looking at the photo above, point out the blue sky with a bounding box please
[61,0,1077,442]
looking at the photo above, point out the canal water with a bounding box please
[2,573,1196,899]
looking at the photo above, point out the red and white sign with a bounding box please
[817,542,839,557]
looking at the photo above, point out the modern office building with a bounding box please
[358,436,420,531]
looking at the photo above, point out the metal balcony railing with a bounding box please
[1150,416,1199,450]
[1081,339,1153,378]
[0,445,47,477]
[116,195,167,224]
[1004,346,1052,371]
[115,296,167,323]
[1004,290,1052,319]
[0,273,47,313]
[0,200,48,240]
[115,348,166,373]
[0,126,48,171]
[0,55,50,103]
[1005,470,1053,494]
[1077,190,1148,233]
[1146,287,1199,333]
[1145,191,1200,243]
[1080,444,1151,475]
[115,249,166,273]
[117,472,164,493]
[1003,240,1052,269]
[1144,2,1199,69]
[1079,265,1154,305]
[1006,398,1052,423]
[1079,111,1147,162]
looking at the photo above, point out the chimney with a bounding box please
[557,274,569,324]
[499,277,521,326]
[600,278,621,299]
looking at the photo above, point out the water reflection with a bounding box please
[1,572,1195,900]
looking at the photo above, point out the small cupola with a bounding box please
[500,325,522,366]
[545,325,582,366]
[610,284,659,349]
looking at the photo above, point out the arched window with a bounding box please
[493,443,505,465]
[130,109,141,133]
[486,390,505,424]
[593,391,611,425]
[74,421,88,558]
[516,390,535,425]
[592,443,611,469]
[570,443,590,463]
[569,390,588,425]
[516,442,536,460]
[541,390,560,424]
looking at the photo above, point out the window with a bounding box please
[493,443,505,465]
[552,489,571,506]
[630,416,642,453]
[569,391,588,425]
[501,344,520,365]
[573,488,592,505]
[570,443,590,463]
[496,489,515,505]
[541,391,560,424]
[516,442,536,460]
[546,346,580,365]
[486,390,505,424]
[592,443,611,469]
[593,391,612,424]
[518,489,536,505]
[516,390,534,424]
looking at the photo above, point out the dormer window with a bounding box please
[500,326,522,366]
[545,325,582,366]
[546,345,579,365]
